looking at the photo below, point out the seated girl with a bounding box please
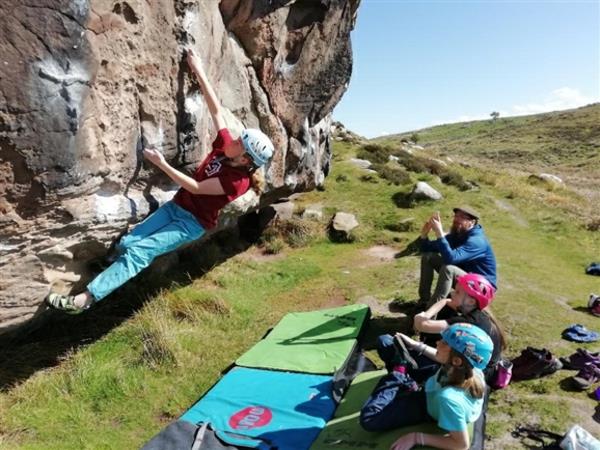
[360,323,493,450]
[413,273,506,383]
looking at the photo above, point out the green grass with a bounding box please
[2,107,600,448]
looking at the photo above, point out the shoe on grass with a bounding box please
[571,363,600,390]
[559,348,600,370]
[45,293,86,315]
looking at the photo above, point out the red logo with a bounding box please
[229,406,273,430]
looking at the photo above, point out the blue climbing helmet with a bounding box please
[241,129,274,168]
[441,323,493,370]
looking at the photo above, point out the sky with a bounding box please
[333,0,600,138]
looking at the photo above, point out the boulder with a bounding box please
[302,203,323,221]
[0,0,360,335]
[329,211,358,242]
[538,173,564,184]
[410,182,442,201]
[349,158,372,170]
[271,200,295,221]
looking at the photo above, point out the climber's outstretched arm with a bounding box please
[186,49,226,132]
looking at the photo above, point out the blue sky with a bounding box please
[333,0,600,138]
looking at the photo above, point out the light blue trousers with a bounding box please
[87,201,205,301]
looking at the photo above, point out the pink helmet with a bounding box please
[457,273,496,309]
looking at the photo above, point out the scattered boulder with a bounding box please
[410,182,442,201]
[349,158,372,170]
[302,204,323,221]
[428,158,447,167]
[388,155,399,162]
[271,200,295,221]
[331,121,363,143]
[329,212,358,242]
[538,173,564,184]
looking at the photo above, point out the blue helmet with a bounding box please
[241,129,274,168]
[441,323,493,370]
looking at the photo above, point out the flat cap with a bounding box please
[453,206,480,221]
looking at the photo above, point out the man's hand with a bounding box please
[420,220,432,238]
[390,432,417,450]
[143,147,166,168]
[430,211,444,238]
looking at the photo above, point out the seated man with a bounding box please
[418,206,496,307]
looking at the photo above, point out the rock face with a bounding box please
[0,0,360,335]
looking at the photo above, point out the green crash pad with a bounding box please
[236,304,370,374]
[310,369,474,450]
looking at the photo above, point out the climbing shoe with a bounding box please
[560,348,600,370]
[45,293,85,315]
[511,347,562,381]
[571,363,600,391]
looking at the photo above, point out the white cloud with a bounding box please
[511,87,597,116]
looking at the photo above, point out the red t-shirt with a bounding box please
[173,128,251,229]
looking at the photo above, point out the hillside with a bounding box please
[378,103,600,213]
[1,107,600,448]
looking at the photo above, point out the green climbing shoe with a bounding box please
[45,293,85,315]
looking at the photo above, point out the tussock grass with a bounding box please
[260,217,323,250]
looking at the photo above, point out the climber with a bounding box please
[46,49,274,314]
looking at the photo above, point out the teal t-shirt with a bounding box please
[424,368,484,432]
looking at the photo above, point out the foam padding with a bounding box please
[310,370,476,450]
[180,367,336,450]
[236,304,370,374]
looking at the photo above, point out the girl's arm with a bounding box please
[396,333,442,363]
[144,148,225,195]
[186,49,226,132]
[390,430,469,450]
[413,298,451,333]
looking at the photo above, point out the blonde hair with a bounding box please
[443,350,486,399]
[250,169,266,195]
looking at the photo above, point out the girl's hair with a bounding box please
[442,350,486,399]
[249,168,265,195]
[483,308,508,351]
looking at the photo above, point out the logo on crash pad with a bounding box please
[229,406,273,430]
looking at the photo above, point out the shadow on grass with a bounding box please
[394,238,421,259]
[572,306,594,315]
[391,191,415,209]
[362,316,413,351]
[0,210,273,391]
[558,376,580,392]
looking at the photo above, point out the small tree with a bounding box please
[490,111,500,123]
[410,132,420,143]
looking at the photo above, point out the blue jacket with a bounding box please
[420,224,497,287]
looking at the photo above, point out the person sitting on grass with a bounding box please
[418,207,497,308]
[413,272,507,383]
[360,323,493,450]
[46,49,274,314]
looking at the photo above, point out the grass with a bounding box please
[1,105,600,448]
